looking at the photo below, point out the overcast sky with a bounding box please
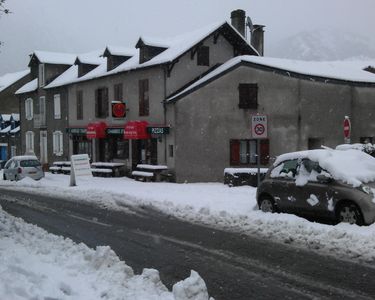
[0,0,374,76]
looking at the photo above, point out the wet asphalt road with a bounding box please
[1,188,375,300]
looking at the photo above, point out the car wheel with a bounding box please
[259,196,276,213]
[337,202,364,226]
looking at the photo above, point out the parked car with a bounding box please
[336,143,375,157]
[3,156,44,181]
[257,149,375,225]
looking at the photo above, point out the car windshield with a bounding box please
[20,160,41,167]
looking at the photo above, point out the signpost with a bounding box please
[344,116,351,144]
[70,154,92,187]
[251,115,268,187]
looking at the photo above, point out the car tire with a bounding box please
[259,196,276,213]
[336,202,364,226]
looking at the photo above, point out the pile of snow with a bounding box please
[0,207,212,300]
[274,149,375,187]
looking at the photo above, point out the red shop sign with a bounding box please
[86,122,107,139]
[112,102,126,118]
[124,121,150,140]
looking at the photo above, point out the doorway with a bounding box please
[131,139,157,169]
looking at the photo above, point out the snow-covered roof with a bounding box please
[76,49,105,65]
[31,50,76,65]
[11,113,20,122]
[0,70,30,93]
[167,56,375,102]
[15,78,38,94]
[104,46,137,57]
[274,149,375,187]
[44,21,256,89]
[136,36,170,48]
[1,114,11,122]
[0,125,11,133]
[10,126,20,134]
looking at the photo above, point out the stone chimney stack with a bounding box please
[251,24,265,56]
[231,9,246,37]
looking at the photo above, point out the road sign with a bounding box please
[343,117,351,139]
[251,115,268,139]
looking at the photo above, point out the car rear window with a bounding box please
[20,160,41,167]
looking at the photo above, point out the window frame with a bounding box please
[76,90,83,120]
[25,131,35,153]
[197,45,210,66]
[25,98,34,120]
[114,83,123,102]
[38,64,45,87]
[139,79,149,116]
[95,87,109,118]
[53,94,61,119]
[230,139,269,166]
[238,83,258,109]
[52,131,64,156]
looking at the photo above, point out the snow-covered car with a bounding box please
[257,149,375,225]
[335,143,375,157]
[3,156,44,181]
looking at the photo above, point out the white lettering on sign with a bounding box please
[251,115,268,139]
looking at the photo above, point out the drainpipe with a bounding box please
[163,66,167,164]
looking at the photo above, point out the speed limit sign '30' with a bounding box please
[251,115,268,139]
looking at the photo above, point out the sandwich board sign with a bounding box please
[70,154,92,186]
[251,115,268,139]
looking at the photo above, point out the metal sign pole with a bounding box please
[257,139,261,187]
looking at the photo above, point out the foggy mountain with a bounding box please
[267,29,375,61]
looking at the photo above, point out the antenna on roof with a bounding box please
[246,16,254,34]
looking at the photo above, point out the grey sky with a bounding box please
[0,0,374,75]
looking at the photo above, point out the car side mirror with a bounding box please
[317,174,332,183]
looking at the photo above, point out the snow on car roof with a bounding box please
[274,149,375,187]
[336,143,375,152]
[12,155,39,161]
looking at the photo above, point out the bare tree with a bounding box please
[0,0,10,15]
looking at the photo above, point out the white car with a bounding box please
[3,156,44,181]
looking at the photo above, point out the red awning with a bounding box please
[86,122,107,139]
[124,121,150,140]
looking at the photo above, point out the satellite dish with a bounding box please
[246,16,254,33]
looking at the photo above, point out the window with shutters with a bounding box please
[230,139,269,166]
[25,131,35,153]
[114,83,123,101]
[53,131,64,156]
[25,98,33,120]
[38,64,45,87]
[238,83,258,109]
[95,87,109,118]
[197,46,209,66]
[139,79,149,116]
[54,94,61,119]
[77,90,83,120]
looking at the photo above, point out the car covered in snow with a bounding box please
[257,149,375,225]
[3,156,44,181]
[335,143,375,157]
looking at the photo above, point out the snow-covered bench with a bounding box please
[131,170,154,182]
[61,166,71,175]
[224,168,268,187]
[49,166,61,174]
[91,168,113,177]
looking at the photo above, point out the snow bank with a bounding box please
[0,207,212,300]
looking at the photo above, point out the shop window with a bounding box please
[139,79,149,116]
[230,139,269,166]
[238,83,258,109]
[197,46,209,66]
[114,83,123,102]
[73,136,92,158]
[77,90,83,120]
[25,98,33,120]
[95,87,109,118]
[110,137,129,160]
[53,131,63,156]
[54,94,61,119]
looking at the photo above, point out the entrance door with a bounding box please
[131,139,157,169]
[40,131,48,164]
[0,146,7,161]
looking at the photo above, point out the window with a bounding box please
[238,83,258,109]
[273,159,299,179]
[38,64,45,87]
[230,139,269,166]
[77,90,83,120]
[308,138,325,150]
[25,98,33,120]
[114,83,123,101]
[108,137,129,160]
[54,94,61,119]
[25,131,35,153]
[197,46,209,66]
[139,79,149,116]
[53,131,64,156]
[169,145,174,158]
[95,87,109,118]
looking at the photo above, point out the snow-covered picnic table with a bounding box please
[91,162,125,177]
[135,164,169,182]
[224,167,268,187]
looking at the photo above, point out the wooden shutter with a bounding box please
[144,79,149,116]
[95,89,99,117]
[139,80,144,116]
[260,139,270,165]
[54,94,61,119]
[104,87,109,117]
[230,139,240,165]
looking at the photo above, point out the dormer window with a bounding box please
[38,64,45,87]
[135,38,168,64]
[197,46,209,66]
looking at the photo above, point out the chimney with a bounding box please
[231,9,246,37]
[251,24,265,56]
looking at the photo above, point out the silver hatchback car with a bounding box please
[3,156,44,181]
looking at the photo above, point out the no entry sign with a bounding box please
[251,115,268,139]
